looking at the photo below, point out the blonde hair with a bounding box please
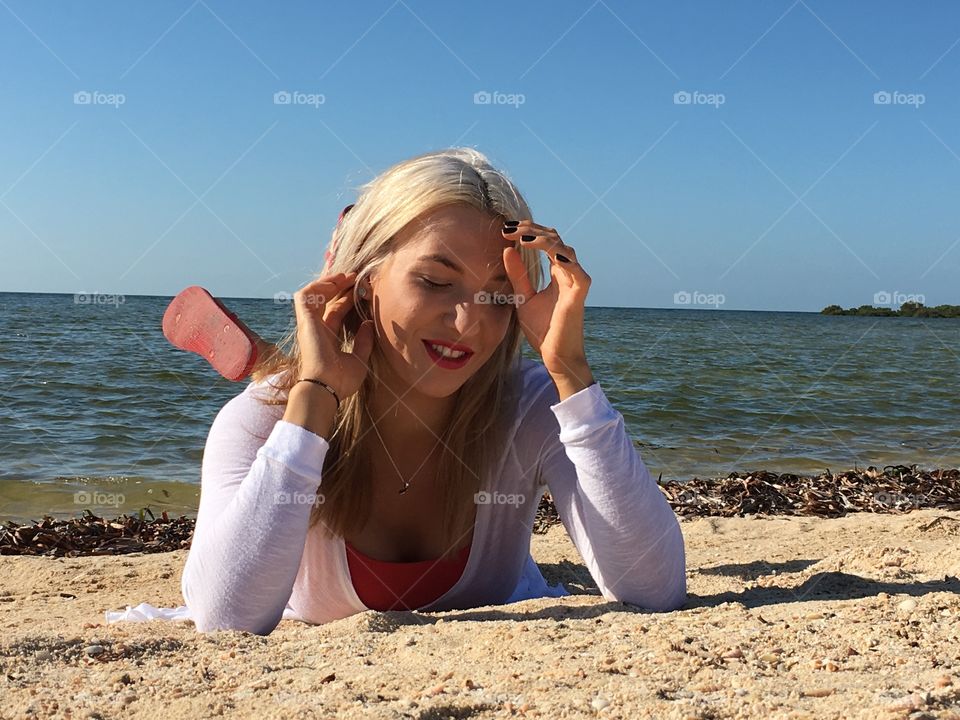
[252,147,545,559]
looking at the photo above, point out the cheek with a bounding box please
[484,309,514,349]
[375,289,434,341]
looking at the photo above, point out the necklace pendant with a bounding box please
[399,481,410,495]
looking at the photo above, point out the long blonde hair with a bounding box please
[252,148,545,558]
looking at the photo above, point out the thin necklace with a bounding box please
[367,409,443,494]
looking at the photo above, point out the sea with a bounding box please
[2,291,958,523]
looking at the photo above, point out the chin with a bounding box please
[399,359,481,399]
[414,370,475,398]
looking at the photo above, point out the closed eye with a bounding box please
[420,277,450,289]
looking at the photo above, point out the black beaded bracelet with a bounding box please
[296,378,341,409]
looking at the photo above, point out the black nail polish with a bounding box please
[504,220,520,227]
[521,235,536,242]
[555,253,570,263]
[502,226,517,234]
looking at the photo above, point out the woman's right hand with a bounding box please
[292,272,375,401]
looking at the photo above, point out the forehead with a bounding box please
[395,204,507,270]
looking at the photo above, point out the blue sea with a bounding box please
[2,291,959,522]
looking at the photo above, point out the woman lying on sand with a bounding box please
[171,147,687,634]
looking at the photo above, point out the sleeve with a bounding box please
[532,377,687,611]
[180,387,330,635]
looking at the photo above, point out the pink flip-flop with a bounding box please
[162,286,260,381]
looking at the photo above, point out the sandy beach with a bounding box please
[1,507,959,719]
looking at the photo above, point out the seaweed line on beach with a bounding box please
[2,465,959,557]
[0,508,193,558]
[661,465,960,518]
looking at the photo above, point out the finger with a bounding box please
[550,244,578,264]
[502,225,560,244]
[306,271,356,293]
[519,222,560,236]
[323,291,356,330]
[503,246,536,301]
[506,225,577,263]
[547,247,591,292]
[351,320,375,364]
[296,273,356,312]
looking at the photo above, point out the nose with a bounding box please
[444,294,486,340]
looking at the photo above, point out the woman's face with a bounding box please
[367,203,518,398]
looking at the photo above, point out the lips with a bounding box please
[423,338,474,354]
[422,339,475,369]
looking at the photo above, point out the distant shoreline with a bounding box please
[821,302,960,318]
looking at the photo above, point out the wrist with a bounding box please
[284,382,339,440]
[548,363,596,402]
[296,377,341,409]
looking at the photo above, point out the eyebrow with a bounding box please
[418,253,508,283]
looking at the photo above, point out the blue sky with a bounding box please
[1,0,958,311]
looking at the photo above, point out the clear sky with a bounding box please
[2,1,958,311]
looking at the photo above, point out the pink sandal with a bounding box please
[162,286,261,381]
[164,205,353,381]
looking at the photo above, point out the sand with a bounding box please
[2,509,960,719]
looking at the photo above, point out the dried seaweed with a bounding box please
[0,509,194,557]
[4,465,959,554]
[658,465,960,518]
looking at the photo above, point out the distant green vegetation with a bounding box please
[821,302,960,317]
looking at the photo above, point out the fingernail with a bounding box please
[502,226,517,234]
[555,253,570,263]
[504,220,520,227]
[521,235,536,242]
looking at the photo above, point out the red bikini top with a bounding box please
[345,540,471,611]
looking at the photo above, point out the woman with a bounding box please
[179,147,686,634]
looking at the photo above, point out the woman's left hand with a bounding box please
[502,220,595,394]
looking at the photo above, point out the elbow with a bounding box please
[644,578,688,612]
[602,531,688,612]
[181,569,280,636]
[604,576,687,613]
[186,598,281,636]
